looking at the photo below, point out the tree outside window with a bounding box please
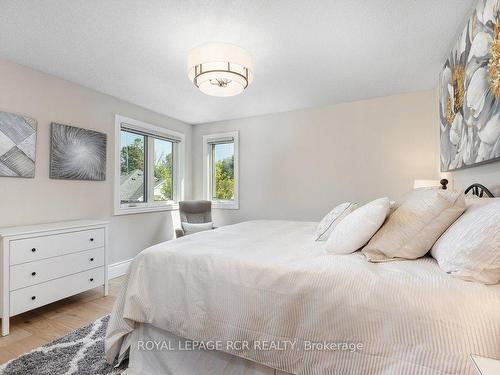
[212,142,234,200]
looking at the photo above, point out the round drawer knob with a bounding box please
[31,248,36,252]
[90,238,94,242]
[90,258,94,262]
[31,272,36,276]
[31,296,36,300]
[90,278,94,282]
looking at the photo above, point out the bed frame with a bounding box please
[464,183,495,198]
[438,179,495,198]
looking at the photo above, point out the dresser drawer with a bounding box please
[10,267,104,316]
[10,228,104,265]
[10,247,104,290]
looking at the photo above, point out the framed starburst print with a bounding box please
[50,123,107,181]
[440,0,500,171]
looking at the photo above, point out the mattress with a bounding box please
[105,220,500,374]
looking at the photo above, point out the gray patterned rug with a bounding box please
[0,315,127,375]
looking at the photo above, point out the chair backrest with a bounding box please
[179,200,212,224]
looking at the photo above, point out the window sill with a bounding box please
[212,201,239,210]
[114,203,179,216]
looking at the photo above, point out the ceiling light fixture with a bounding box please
[187,43,253,97]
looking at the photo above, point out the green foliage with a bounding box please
[121,136,173,201]
[214,156,234,200]
[154,153,173,201]
[120,138,144,173]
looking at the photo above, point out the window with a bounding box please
[120,130,146,204]
[153,138,174,202]
[115,115,184,215]
[203,132,239,209]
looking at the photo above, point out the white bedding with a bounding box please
[124,324,277,375]
[106,220,500,375]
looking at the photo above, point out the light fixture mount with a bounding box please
[210,78,231,87]
[188,43,254,97]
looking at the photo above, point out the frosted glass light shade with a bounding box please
[187,43,254,97]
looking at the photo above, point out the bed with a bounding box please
[105,187,500,375]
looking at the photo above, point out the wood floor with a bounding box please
[0,276,123,365]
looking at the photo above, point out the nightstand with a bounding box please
[470,355,500,375]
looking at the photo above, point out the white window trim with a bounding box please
[202,131,239,210]
[114,115,185,215]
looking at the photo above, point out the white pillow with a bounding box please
[325,198,390,254]
[465,195,495,209]
[182,221,214,235]
[431,198,500,284]
[362,189,466,262]
[315,202,358,241]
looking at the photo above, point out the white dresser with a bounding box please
[0,220,108,336]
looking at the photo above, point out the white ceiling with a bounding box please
[0,0,475,124]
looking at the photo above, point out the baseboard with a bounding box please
[108,258,133,279]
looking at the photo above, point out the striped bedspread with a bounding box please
[105,220,500,374]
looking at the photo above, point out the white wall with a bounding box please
[193,90,441,226]
[0,59,192,264]
[443,163,500,196]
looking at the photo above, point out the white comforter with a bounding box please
[106,220,500,375]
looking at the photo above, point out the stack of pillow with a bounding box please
[315,188,500,284]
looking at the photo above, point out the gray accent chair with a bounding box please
[175,200,212,238]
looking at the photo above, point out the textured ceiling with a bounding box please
[0,0,475,124]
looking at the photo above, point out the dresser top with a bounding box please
[0,219,109,237]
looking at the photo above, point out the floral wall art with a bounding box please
[440,0,500,171]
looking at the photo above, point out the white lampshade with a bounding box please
[187,43,254,97]
[413,179,441,189]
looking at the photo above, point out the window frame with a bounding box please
[114,115,185,215]
[202,131,239,210]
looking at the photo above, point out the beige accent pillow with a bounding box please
[362,190,466,262]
